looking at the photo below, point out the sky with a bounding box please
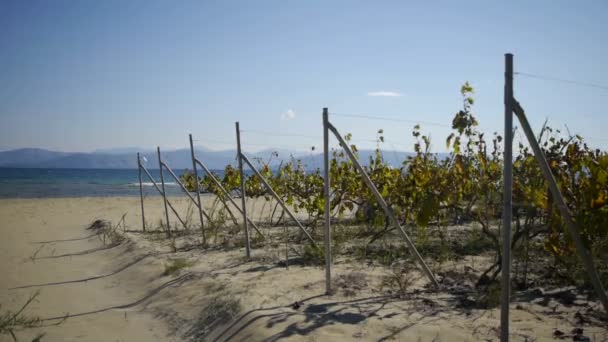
[1,0,607,153]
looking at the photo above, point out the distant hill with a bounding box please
[0,147,448,169]
[0,148,71,166]
[92,147,155,155]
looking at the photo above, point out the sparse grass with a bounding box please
[182,296,241,341]
[86,219,109,233]
[350,241,409,267]
[333,272,368,297]
[88,215,126,246]
[457,228,496,256]
[28,244,45,263]
[163,258,193,276]
[84,203,607,340]
[206,199,233,245]
[380,258,421,298]
[184,201,195,232]
[295,223,354,266]
[154,219,178,252]
[475,281,502,309]
[141,228,172,242]
[250,228,266,248]
[300,242,325,266]
[0,292,43,341]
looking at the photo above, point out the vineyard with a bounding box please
[4,61,605,341]
[175,82,608,315]
[5,4,608,339]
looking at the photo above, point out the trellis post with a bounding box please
[137,152,146,232]
[189,134,207,245]
[500,53,514,342]
[323,108,332,295]
[157,146,172,237]
[236,122,252,259]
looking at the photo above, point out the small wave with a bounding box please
[129,182,178,187]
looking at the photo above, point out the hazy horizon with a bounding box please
[0,143,424,154]
[2,1,607,153]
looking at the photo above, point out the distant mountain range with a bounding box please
[0,147,448,169]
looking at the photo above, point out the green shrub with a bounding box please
[163,258,193,276]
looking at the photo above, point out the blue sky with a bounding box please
[1,0,607,153]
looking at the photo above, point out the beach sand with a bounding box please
[1,196,606,341]
[0,197,178,342]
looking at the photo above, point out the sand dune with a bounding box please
[1,197,606,341]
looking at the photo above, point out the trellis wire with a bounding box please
[330,112,452,128]
[515,71,608,91]
[236,122,319,253]
[138,158,188,231]
[241,129,322,140]
[132,54,608,342]
[191,154,265,239]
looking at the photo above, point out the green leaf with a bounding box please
[381,185,389,198]
[446,133,454,148]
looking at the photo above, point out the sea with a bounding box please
[0,168,223,198]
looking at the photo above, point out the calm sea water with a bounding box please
[0,168,221,198]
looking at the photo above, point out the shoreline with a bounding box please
[0,193,210,200]
[0,185,191,200]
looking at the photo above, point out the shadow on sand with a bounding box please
[39,272,198,322]
[212,294,444,341]
[35,242,122,260]
[30,232,100,244]
[10,253,155,290]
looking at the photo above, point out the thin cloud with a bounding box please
[367,91,403,97]
[281,109,296,120]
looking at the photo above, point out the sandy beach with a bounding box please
[4,1,608,341]
[1,196,607,341]
[0,197,176,341]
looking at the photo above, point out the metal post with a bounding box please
[236,122,251,258]
[501,53,514,342]
[157,147,171,237]
[323,108,332,295]
[137,153,146,232]
[189,134,206,245]
[513,100,608,315]
[327,121,440,288]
